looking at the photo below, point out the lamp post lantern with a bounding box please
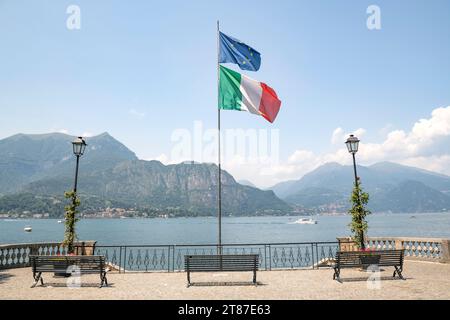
[345,134,365,249]
[72,137,87,193]
[345,134,360,187]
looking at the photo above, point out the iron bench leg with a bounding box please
[253,269,257,286]
[333,267,341,282]
[187,270,191,288]
[100,271,108,288]
[103,272,108,286]
[31,272,43,288]
[393,266,405,280]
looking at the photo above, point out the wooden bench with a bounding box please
[333,249,405,282]
[185,254,259,287]
[30,255,108,288]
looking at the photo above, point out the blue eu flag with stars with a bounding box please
[219,32,261,72]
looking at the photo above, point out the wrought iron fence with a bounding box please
[2,237,449,271]
[0,241,96,270]
[86,242,340,273]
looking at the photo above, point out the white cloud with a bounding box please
[398,155,450,175]
[129,108,146,119]
[154,153,169,163]
[144,153,172,164]
[331,127,344,145]
[81,132,94,138]
[288,150,315,164]
[56,129,94,138]
[223,106,450,188]
[331,127,366,145]
[378,123,394,137]
[140,106,450,189]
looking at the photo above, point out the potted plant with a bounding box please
[359,248,381,266]
[348,178,371,250]
[54,191,80,277]
[52,252,77,277]
[63,191,80,254]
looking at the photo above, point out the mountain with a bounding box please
[284,187,347,209]
[271,162,450,213]
[0,132,137,195]
[21,160,290,215]
[0,133,291,217]
[3,132,450,216]
[266,179,296,198]
[238,179,257,188]
[371,180,450,213]
[369,162,450,193]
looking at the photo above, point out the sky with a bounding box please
[1,0,450,188]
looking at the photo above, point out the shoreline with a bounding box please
[1,211,450,220]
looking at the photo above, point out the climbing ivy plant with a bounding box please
[348,180,371,249]
[63,191,80,254]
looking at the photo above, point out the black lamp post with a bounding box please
[345,134,360,186]
[72,137,87,193]
[345,134,365,249]
[62,137,87,257]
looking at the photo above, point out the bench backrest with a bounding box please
[185,254,259,272]
[30,255,105,273]
[335,250,404,267]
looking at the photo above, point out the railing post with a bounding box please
[441,240,450,263]
[29,244,38,256]
[268,245,272,271]
[123,246,127,273]
[315,243,319,269]
[395,239,403,250]
[117,247,121,273]
[172,245,175,272]
[168,246,171,272]
[264,245,268,271]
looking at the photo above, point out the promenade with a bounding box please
[1,260,449,300]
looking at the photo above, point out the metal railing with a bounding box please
[3,237,449,271]
[0,241,96,270]
[77,242,341,273]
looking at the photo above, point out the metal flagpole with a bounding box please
[217,20,222,255]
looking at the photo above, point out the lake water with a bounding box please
[1,213,450,245]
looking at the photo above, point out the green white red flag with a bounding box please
[219,65,281,123]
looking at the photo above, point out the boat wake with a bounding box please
[288,218,318,225]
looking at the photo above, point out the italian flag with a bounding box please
[219,65,281,123]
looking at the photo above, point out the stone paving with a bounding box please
[1,260,449,300]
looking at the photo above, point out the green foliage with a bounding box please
[63,191,80,254]
[348,181,371,249]
[13,161,292,216]
[0,193,64,217]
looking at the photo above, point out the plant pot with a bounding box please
[54,272,71,278]
[360,255,380,267]
[52,255,75,277]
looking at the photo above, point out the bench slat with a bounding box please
[29,255,109,288]
[333,249,405,281]
[185,254,259,286]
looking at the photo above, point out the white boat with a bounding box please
[57,220,63,223]
[24,226,32,232]
[291,218,317,225]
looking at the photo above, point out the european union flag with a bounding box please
[219,32,261,72]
